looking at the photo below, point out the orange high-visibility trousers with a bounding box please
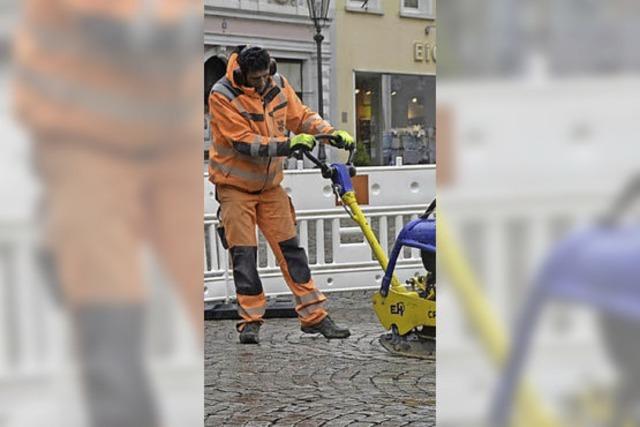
[216,184,327,329]
[37,140,203,326]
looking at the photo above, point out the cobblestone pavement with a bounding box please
[205,291,435,426]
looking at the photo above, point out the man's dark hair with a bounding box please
[237,46,271,74]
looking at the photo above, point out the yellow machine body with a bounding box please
[372,289,435,335]
[341,191,435,335]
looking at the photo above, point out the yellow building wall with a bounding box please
[334,0,436,135]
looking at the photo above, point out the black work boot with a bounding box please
[301,316,351,339]
[239,322,261,344]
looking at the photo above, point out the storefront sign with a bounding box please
[413,41,436,63]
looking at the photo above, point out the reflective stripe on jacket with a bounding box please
[14,0,200,148]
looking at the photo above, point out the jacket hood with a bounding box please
[225,52,240,86]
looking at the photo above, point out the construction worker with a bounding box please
[14,1,202,426]
[209,45,352,344]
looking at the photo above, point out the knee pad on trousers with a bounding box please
[230,246,263,296]
[278,237,311,284]
[74,304,158,427]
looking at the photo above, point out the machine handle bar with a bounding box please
[298,134,355,168]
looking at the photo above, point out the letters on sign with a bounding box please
[390,302,406,317]
[414,41,436,64]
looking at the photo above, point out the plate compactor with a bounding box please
[302,135,436,358]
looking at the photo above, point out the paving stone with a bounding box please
[244,422,273,427]
[205,290,435,427]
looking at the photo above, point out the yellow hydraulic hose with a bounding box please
[439,211,561,427]
[342,191,405,291]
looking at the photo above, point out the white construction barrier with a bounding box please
[204,164,436,302]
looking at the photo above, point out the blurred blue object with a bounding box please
[536,225,640,318]
[493,223,640,425]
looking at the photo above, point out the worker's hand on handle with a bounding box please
[331,130,355,150]
[289,133,316,152]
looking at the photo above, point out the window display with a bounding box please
[355,72,435,166]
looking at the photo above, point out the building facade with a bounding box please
[204,0,335,161]
[333,0,436,166]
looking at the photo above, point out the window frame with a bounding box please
[274,58,304,101]
[400,0,435,20]
[345,0,384,15]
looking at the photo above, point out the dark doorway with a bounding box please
[205,55,227,109]
[204,55,227,160]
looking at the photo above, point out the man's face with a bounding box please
[245,68,270,92]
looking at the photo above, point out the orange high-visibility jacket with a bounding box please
[208,51,334,193]
[14,0,200,148]
[60,0,196,22]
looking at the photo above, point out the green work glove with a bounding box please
[332,130,355,149]
[289,133,316,152]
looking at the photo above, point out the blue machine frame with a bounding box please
[380,217,436,297]
[492,224,640,425]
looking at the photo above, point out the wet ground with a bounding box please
[205,290,435,426]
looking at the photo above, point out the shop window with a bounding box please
[355,72,435,166]
[400,0,434,19]
[354,73,381,166]
[275,59,304,101]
